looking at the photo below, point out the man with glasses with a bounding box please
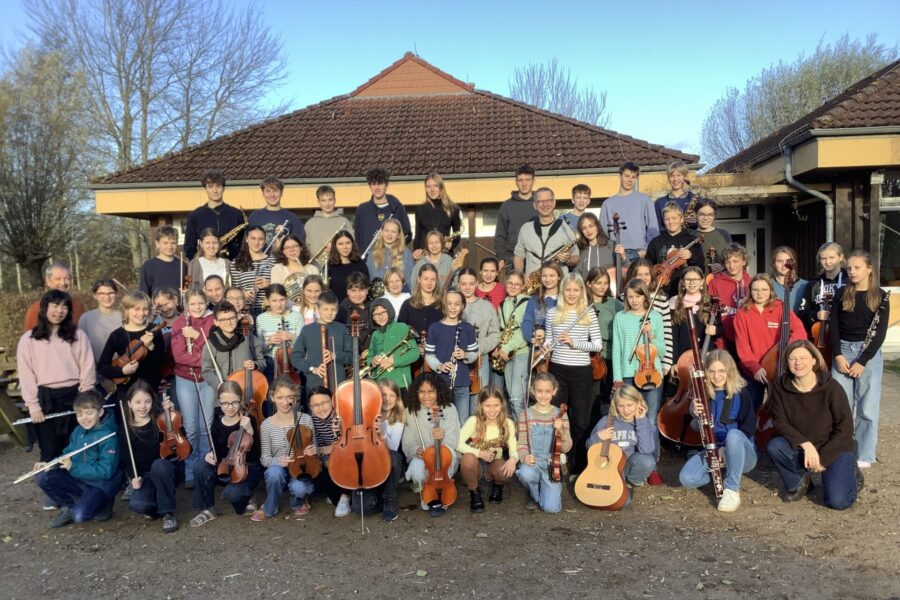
[513,187,579,274]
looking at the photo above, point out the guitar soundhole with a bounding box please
[587,484,611,490]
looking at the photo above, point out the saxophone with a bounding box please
[491,313,519,373]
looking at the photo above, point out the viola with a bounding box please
[757,259,795,450]
[651,234,705,287]
[275,316,301,385]
[286,403,321,479]
[811,289,834,370]
[591,351,607,380]
[633,330,662,391]
[329,311,391,490]
[421,406,457,508]
[111,321,167,384]
[217,417,253,483]
[227,364,268,426]
[549,404,569,483]
[157,391,191,461]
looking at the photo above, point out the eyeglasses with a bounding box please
[282,244,300,251]
[697,211,715,217]
[96,292,117,297]
[371,311,388,318]
[218,316,238,323]
[683,278,703,283]
[220,401,241,408]
[310,401,331,409]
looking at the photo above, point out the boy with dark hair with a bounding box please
[291,292,352,393]
[183,169,245,260]
[139,226,183,297]
[201,301,266,387]
[599,162,658,262]
[35,390,120,528]
[306,185,354,261]
[353,168,412,255]
[337,271,371,349]
[495,164,538,271]
[562,184,592,230]
[249,176,306,250]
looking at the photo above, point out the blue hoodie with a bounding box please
[586,415,656,458]
[64,413,120,496]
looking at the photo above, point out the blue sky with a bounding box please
[2,0,898,163]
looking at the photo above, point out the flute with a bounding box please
[14,432,117,484]
[13,404,116,426]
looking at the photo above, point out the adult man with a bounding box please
[599,162,658,262]
[653,161,698,231]
[183,169,245,260]
[352,168,412,257]
[248,176,306,251]
[513,187,579,274]
[495,165,538,271]
[22,263,85,332]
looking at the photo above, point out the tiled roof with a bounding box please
[712,59,900,173]
[95,53,697,185]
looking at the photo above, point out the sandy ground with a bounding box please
[1,375,898,600]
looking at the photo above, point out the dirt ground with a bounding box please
[1,376,898,600]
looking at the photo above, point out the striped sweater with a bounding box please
[231,255,275,313]
[260,412,315,468]
[543,307,602,366]
[652,292,674,371]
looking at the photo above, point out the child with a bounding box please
[381,267,411,317]
[367,298,420,389]
[800,242,847,331]
[190,380,263,526]
[225,286,253,330]
[586,384,656,496]
[294,275,324,326]
[139,225,183,298]
[188,227,232,288]
[122,380,184,532]
[425,290,479,420]
[410,230,453,290]
[624,259,674,374]
[521,263,562,353]
[654,161,698,231]
[492,270,530,421]
[337,271,371,350]
[575,212,616,280]
[378,379,406,522]
[365,218,414,286]
[707,244,752,354]
[598,162,658,262]
[830,250,888,469]
[305,184,354,261]
[248,176,306,250]
[255,284,303,379]
[516,373,572,513]
[413,172,462,256]
[231,225,274,316]
[694,199,732,270]
[645,202,705,297]
[252,376,315,521]
[291,291,352,393]
[307,386,352,517]
[474,257,506,309]
[201,301,266,389]
[587,267,622,415]
[771,245,810,316]
[35,390,120,528]
[401,372,461,516]
[562,183,592,231]
[397,263,443,345]
[270,234,319,285]
[326,230,368,303]
[458,267,500,399]
[668,266,716,360]
[678,350,756,512]
[203,275,226,307]
[98,292,167,400]
[458,386,518,512]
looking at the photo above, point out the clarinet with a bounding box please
[855,290,890,362]
[686,309,724,499]
[449,324,461,389]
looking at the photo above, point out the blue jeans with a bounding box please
[174,375,216,483]
[767,436,857,510]
[36,469,113,522]
[381,450,404,506]
[832,342,883,463]
[503,352,529,423]
[262,464,315,517]
[679,429,757,492]
[453,385,473,422]
[624,249,642,263]
[129,458,184,516]
[517,463,562,513]
[624,452,656,486]
[744,379,765,411]
[624,377,662,460]
[193,461,264,514]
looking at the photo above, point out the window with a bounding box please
[879,171,900,287]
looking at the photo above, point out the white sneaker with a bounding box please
[334,495,351,518]
[857,461,872,469]
[717,489,741,512]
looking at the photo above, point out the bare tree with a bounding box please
[509,57,611,127]
[702,34,896,166]
[27,0,289,268]
[0,48,89,287]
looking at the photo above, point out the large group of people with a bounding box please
[16,162,887,532]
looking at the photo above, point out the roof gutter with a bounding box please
[782,144,833,243]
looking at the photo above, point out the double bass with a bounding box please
[421,406,457,508]
[329,311,391,490]
[757,259,795,450]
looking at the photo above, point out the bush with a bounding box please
[0,291,95,353]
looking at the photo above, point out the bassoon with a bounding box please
[686,307,724,499]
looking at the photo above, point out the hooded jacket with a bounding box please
[366,298,420,388]
[64,413,121,496]
[732,300,806,377]
[495,192,537,265]
[707,270,751,344]
[305,208,354,259]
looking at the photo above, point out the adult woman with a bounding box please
[326,230,368,303]
[768,340,857,510]
[269,234,319,286]
[413,172,462,257]
[231,226,274,316]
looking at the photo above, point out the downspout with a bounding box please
[782,145,834,242]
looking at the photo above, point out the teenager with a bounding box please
[248,176,306,249]
[397,264,444,347]
[706,243,752,353]
[414,172,462,256]
[203,275,227,308]
[188,227,232,288]
[366,218,414,286]
[474,257,506,309]
[336,271,372,350]
[291,292,352,393]
[458,268,501,404]
[326,230,369,303]
[139,226,184,298]
[495,164,538,272]
[653,161,698,231]
[201,301,266,390]
[624,259,674,375]
[79,280,123,369]
[410,230,453,290]
[269,234,318,286]
[801,242,847,331]
[367,298,420,389]
[231,225,274,316]
[255,284,303,380]
[353,168,412,254]
[425,290,479,420]
[562,183,593,230]
[492,270,530,422]
[304,185,353,261]
[599,162,658,262]
[587,267,623,414]
[574,212,616,280]
[695,199,732,272]
[183,169,244,260]
[645,202,705,297]
[293,275,324,327]
[513,187,578,274]
[771,245,810,316]
[668,267,716,360]
[380,267,411,318]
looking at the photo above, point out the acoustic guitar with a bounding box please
[574,415,629,511]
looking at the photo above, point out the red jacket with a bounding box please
[707,271,751,345]
[171,312,214,381]
[733,300,806,377]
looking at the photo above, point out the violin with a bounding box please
[240,310,252,337]
[633,329,662,390]
[811,289,834,370]
[705,246,720,284]
[329,311,391,490]
[227,363,268,426]
[217,415,253,483]
[421,406,458,508]
[549,404,569,483]
[275,317,301,385]
[651,234,705,286]
[286,403,321,479]
[111,321,166,384]
[157,391,191,460]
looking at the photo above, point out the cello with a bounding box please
[227,362,268,426]
[421,406,458,508]
[329,311,391,490]
[756,259,795,450]
[157,390,191,461]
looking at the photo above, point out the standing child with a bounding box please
[252,376,316,521]
[139,226,183,298]
[305,185,354,262]
[516,373,572,513]
[492,270,530,421]
[34,390,120,528]
[474,257,506,309]
[291,291,352,394]
[200,301,266,390]
[425,290,479,420]
[458,387,518,512]
[521,263,562,354]
[587,268,623,415]
[706,244,752,354]
[188,227,232,288]
[367,298,420,390]
[366,219,414,287]
[801,242,847,332]
[624,259,674,374]
[678,350,756,512]
[255,284,303,380]
[231,226,274,317]
[562,183,592,230]
[122,380,184,532]
[190,380,263,526]
[645,202,705,297]
[377,379,406,522]
[410,230,453,290]
[293,275,324,326]
[380,267,411,318]
[458,267,501,406]
[269,234,319,286]
[771,246,810,317]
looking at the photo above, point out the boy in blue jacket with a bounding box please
[35,391,120,528]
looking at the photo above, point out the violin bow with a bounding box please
[628,277,664,362]
[190,368,217,462]
[119,401,139,480]
[199,328,225,385]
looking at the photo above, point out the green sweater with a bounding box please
[367,322,420,389]
[612,310,665,381]
[499,294,530,355]
[593,298,623,360]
